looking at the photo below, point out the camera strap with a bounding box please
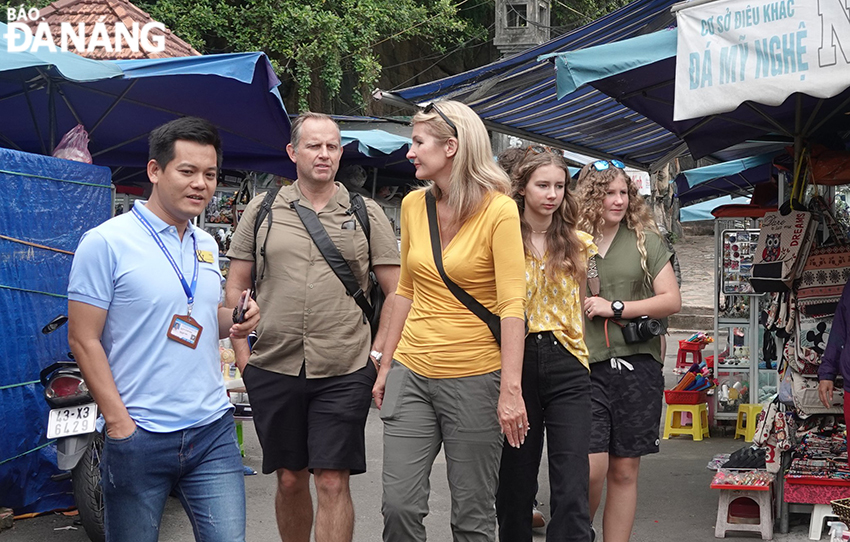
[587,255,600,297]
[604,317,626,349]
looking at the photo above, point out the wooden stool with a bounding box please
[735,403,762,442]
[715,486,773,540]
[663,402,709,441]
[676,340,703,372]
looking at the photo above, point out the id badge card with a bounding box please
[167,314,203,349]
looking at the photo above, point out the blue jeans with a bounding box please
[497,332,592,542]
[101,411,245,542]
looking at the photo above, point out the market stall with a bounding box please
[545,0,850,536]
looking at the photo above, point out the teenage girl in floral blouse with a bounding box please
[496,147,596,542]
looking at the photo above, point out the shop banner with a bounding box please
[673,0,850,121]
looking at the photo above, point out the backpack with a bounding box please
[251,187,384,338]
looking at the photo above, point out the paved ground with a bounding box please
[673,234,716,311]
[5,233,823,540]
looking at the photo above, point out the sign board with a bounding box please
[674,0,850,121]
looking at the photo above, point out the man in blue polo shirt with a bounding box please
[67,117,258,542]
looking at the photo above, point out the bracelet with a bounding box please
[370,350,383,363]
[231,307,240,324]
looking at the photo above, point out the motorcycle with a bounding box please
[39,315,105,542]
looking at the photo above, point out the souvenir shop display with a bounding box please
[711,469,773,487]
[712,217,777,421]
[786,418,849,480]
[722,229,760,294]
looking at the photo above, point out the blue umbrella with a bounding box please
[674,153,782,205]
[339,129,413,179]
[0,23,293,176]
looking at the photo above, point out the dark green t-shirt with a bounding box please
[585,226,673,365]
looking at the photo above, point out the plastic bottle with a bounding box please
[828,521,849,542]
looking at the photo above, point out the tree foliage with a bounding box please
[137,0,479,112]
[3,0,632,114]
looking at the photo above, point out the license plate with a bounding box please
[46,403,98,439]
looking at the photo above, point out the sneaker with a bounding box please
[532,506,546,529]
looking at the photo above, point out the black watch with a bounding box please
[611,300,625,319]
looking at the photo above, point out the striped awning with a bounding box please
[375,0,684,170]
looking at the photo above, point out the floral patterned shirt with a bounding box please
[525,230,597,368]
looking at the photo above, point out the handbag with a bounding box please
[751,164,815,292]
[790,371,843,418]
[754,400,797,473]
[751,208,815,292]
[425,191,503,344]
[794,197,850,367]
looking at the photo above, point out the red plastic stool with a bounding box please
[676,340,704,372]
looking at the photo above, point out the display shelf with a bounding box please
[718,317,749,325]
[712,219,771,425]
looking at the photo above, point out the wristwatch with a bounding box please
[611,300,625,319]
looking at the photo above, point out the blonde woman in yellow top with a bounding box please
[496,147,596,542]
[371,101,527,542]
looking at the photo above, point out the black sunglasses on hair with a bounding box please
[591,159,625,171]
[424,103,458,138]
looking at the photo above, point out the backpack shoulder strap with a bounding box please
[349,193,372,262]
[251,187,280,292]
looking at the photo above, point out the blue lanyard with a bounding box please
[132,206,199,316]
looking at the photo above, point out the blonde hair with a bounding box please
[575,163,660,289]
[510,150,586,281]
[412,101,510,224]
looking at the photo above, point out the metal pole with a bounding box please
[792,94,802,205]
[48,78,56,153]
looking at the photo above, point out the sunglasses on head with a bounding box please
[524,145,561,159]
[423,103,458,138]
[591,159,625,171]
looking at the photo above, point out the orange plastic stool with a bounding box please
[676,340,704,372]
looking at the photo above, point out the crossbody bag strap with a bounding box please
[424,191,497,328]
[290,200,374,320]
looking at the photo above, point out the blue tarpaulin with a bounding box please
[0,24,293,177]
[0,148,111,514]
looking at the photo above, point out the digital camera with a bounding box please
[622,316,665,344]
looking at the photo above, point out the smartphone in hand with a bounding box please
[235,289,252,323]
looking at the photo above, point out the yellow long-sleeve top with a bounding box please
[395,190,527,379]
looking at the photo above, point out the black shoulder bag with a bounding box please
[286,195,383,339]
[424,191,502,344]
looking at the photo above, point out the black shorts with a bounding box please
[588,354,664,457]
[242,360,376,475]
